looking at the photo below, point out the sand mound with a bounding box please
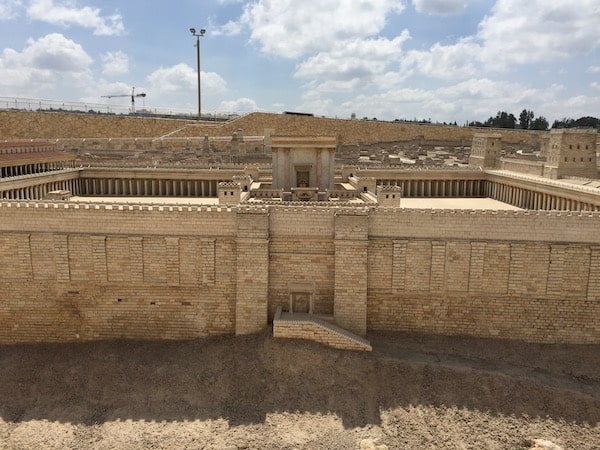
[0,331,598,449]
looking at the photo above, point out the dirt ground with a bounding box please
[0,331,598,450]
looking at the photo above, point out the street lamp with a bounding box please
[189,27,206,120]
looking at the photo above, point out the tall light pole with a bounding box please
[189,27,206,120]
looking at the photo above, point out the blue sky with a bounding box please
[0,0,598,123]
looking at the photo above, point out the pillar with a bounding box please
[588,246,600,301]
[166,237,180,286]
[129,237,144,283]
[235,209,269,335]
[91,236,108,282]
[334,211,368,336]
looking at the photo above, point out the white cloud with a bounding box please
[231,0,405,58]
[147,63,227,94]
[412,0,470,16]
[588,66,600,73]
[401,38,481,80]
[217,97,258,113]
[295,32,411,91]
[101,51,129,77]
[478,0,600,69]
[391,0,600,82]
[0,33,93,93]
[0,0,22,20]
[213,19,244,36]
[26,0,124,36]
[298,78,584,124]
[295,90,335,117]
[592,82,600,91]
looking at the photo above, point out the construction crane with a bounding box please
[101,87,146,113]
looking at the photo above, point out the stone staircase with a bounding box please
[273,306,372,352]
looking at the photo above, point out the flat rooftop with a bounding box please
[399,198,522,210]
[70,196,522,210]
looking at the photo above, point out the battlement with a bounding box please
[3,199,599,219]
[218,181,240,188]
[0,200,237,213]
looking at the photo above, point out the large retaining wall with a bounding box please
[1,110,546,146]
[0,202,599,344]
[181,112,546,146]
[0,110,194,139]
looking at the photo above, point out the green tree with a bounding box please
[519,109,534,129]
[552,116,599,129]
[485,111,516,129]
[530,116,549,130]
[574,116,600,128]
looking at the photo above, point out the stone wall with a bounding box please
[1,202,599,344]
[0,110,193,139]
[190,113,545,146]
[499,158,545,176]
[1,110,547,146]
[0,203,237,342]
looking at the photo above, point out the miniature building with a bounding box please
[271,136,336,192]
[469,133,502,169]
[43,189,71,201]
[543,129,598,179]
[218,181,241,205]
[377,185,402,206]
[1,128,600,351]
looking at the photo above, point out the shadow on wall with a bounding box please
[0,331,598,428]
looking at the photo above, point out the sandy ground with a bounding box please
[0,331,598,450]
[398,197,522,210]
[70,196,522,210]
[70,196,221,205]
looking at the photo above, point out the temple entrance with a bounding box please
[287,282,314,314]
[291,292,310,313]
[296,170,309,188]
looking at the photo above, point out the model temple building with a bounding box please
[0,112,599,350]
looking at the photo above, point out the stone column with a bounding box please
[235,208,269,335]
[589,246,600,301]
[316,148,322,189]
[334,210,369,336]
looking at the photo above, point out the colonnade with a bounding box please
[0,178,80,200]
[81,178,219,197]
[484,181,600,211]
[0,160,76,178]
[3,170,599,211]
[379,179,484,198]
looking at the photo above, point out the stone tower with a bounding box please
[469,133,502,169]
[543,129,598,179]
[218,181,241,205]
[376,185,402,206]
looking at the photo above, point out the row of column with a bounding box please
[0,160,75,178]
[486,182,600,211]
[0,179,80,200]
[81,178,219,197]
[380,179,484,198]
[378,178,599,211]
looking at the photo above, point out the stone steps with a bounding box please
[273,306,372,352]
